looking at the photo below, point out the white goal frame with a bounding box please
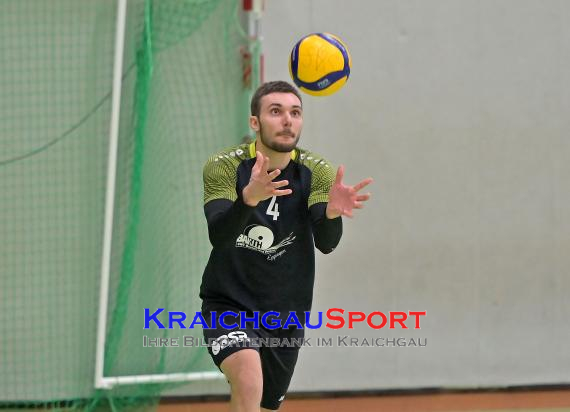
[94,0,264,389]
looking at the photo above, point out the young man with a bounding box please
[200,81,372,411]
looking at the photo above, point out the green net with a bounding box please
[0,0,256,409]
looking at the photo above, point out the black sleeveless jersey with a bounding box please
[199,141,342,318]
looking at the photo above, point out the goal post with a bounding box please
[94,0,263,391]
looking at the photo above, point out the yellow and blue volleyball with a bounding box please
[289,33,351,97]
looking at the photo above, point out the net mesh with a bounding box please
[0,0,255,409]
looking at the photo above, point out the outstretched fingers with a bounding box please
[253,151,271,176]
[335,165,345,185]
[272,179,289,189]
[353,177,373,192]
[267,168,281,180]
[273,188,293,197]
[253,151,264,171]
[351,191,371,210]
[272,179,291,196]
[259,152,269,174]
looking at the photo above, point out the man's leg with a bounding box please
[259,345,300,411]
[220,349,263,412]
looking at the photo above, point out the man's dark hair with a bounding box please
[250,81,302,118]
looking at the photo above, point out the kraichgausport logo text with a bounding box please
[143,308,427,330]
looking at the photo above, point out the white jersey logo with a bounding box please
[211,331,250,355]
[235,225,295,260]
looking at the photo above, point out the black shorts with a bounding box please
[202,304,303,410]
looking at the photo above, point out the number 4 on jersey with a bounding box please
[266,195,280,221]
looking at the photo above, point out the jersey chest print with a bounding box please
[235,194,296,260]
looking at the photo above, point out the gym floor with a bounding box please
[158,388,570,412]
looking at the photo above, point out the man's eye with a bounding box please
[271,108,279,114]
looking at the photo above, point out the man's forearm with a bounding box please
[205,197,256,247]
[311,203,343,254]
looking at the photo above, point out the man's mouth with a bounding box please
[277,131,294,137]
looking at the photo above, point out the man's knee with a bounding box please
[221,349,263,400]
[231,368,263,400]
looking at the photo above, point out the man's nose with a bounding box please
[282,112,292,125]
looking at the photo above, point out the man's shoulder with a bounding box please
[295,147,337,206]
[203,142,253,175]
[294,147,335,175]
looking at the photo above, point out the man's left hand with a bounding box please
[326,165,373,219]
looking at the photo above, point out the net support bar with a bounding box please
[94,0,128,390]
[99,371,224,390]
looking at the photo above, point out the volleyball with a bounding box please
[289,32,351,96]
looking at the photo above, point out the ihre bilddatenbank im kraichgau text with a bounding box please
[142,308,428,349]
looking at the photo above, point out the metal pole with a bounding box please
[94,0,128,390]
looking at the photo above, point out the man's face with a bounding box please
[251,92,303,153]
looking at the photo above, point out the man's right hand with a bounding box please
[242,151,292,207]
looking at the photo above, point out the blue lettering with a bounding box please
[219,311,238,329]
[169,311,187,329]
[189,312,208,329]
[239,311,260,329]
[283,311,303,329]
[144,308,165,329]
[261,311,281,330]
[305,311,322,329]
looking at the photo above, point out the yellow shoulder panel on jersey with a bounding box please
[294,148,336,208]
[203,143,251,205]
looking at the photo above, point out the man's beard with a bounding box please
[259,123,300,153]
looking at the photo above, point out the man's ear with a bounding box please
[249,115,260,132]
